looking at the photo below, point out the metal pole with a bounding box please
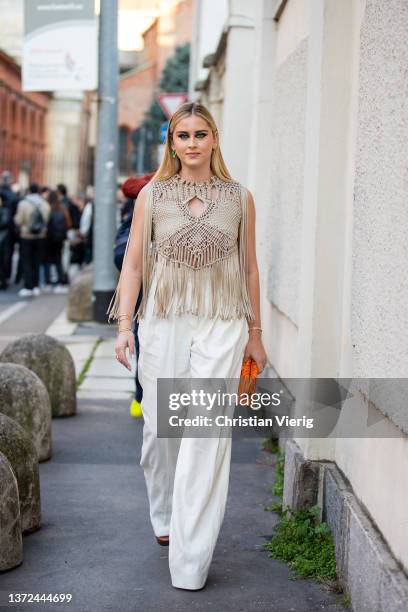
[136,125,146,175]
[93,0,119,322]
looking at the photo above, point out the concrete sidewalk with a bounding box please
[46,308,136,401]
[0,308,346,611]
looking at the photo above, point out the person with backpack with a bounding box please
[114,173,155,418]
[13,183,50,297]
[57,183,81,229]
[44,190,72,292]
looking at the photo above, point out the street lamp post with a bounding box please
[93,0,119,322]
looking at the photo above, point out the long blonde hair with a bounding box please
[152,102,234,182]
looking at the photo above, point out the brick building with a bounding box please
[0,49,50,188]
[118,0,193,175]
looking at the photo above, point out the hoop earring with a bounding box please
[171,149,177,158]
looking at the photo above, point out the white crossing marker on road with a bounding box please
[0,302,27,326]
[46,307,78,337]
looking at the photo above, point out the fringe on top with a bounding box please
[106,174,255,323]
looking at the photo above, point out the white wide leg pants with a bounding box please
[137,272,248,590]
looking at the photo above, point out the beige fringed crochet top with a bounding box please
[107,172,255,323]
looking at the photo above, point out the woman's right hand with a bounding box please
[115,330,135,371]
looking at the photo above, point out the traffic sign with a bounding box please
[156,93,188,119]
[160,121,169,143]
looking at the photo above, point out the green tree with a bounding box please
[142,42,190,144]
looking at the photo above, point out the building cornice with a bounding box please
[0,49,21,75]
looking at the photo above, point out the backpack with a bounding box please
[47,210,67,242]
[113,217,131,271]
[0,206,11,231]
[28,203,46,235]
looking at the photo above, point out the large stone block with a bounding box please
[0,334,76,418]
[322,463,350,583]
[283,440,408,610]
[0,414,41,534]
[323,464,408,612]
[67,267,93,322]
[282,438,320,511]
[0,450,23,571]
[0,363,52,461]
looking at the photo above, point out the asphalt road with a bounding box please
[0,398,346,612]
[0,284,67,354]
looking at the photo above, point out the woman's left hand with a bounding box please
[244,335,268,374]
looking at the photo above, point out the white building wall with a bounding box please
[220,0,258,183]
[190,0,408,572]
[267,16,309,339]
[188,0,228,100]
[333,0,408,570]
[246,0,277,358]
[350,0,408,381]
[274,0,408,572]
[45,95,84,195]
[253,1,309,380]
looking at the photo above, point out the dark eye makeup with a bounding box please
[176,131,208,139]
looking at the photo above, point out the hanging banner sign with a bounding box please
[22,0,98,92]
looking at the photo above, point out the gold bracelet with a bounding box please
[118,314,131,320]
[248,326,263,332]
[118,327,132,333]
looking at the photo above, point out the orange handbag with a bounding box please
[237,357,258,406]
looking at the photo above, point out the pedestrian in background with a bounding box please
[109,102,267,591]
[57,183,82,281]
[66,193,86,269]
[78,195,94,265]
[57,183,81,230]
[14,183,50,297]
[44,189,72,292]
[0,171,19,216]
[115,172,155,418]
[0,171,19,283]
[0,193,12,290]
[40,185,50,202]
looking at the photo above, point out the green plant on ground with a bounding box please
[264,449,285,515]
[264,504,338,582]
[340,593,352,608]
[264,504,338,583]
[263,445,340,589]
[76,337,103,390]
[265,499,285,516]
[262,436,280,454]
[271,451,285,497]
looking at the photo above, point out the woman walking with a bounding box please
[44,190,72,291]
[108,102,267,591]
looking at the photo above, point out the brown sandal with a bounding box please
[156,535,170,546]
